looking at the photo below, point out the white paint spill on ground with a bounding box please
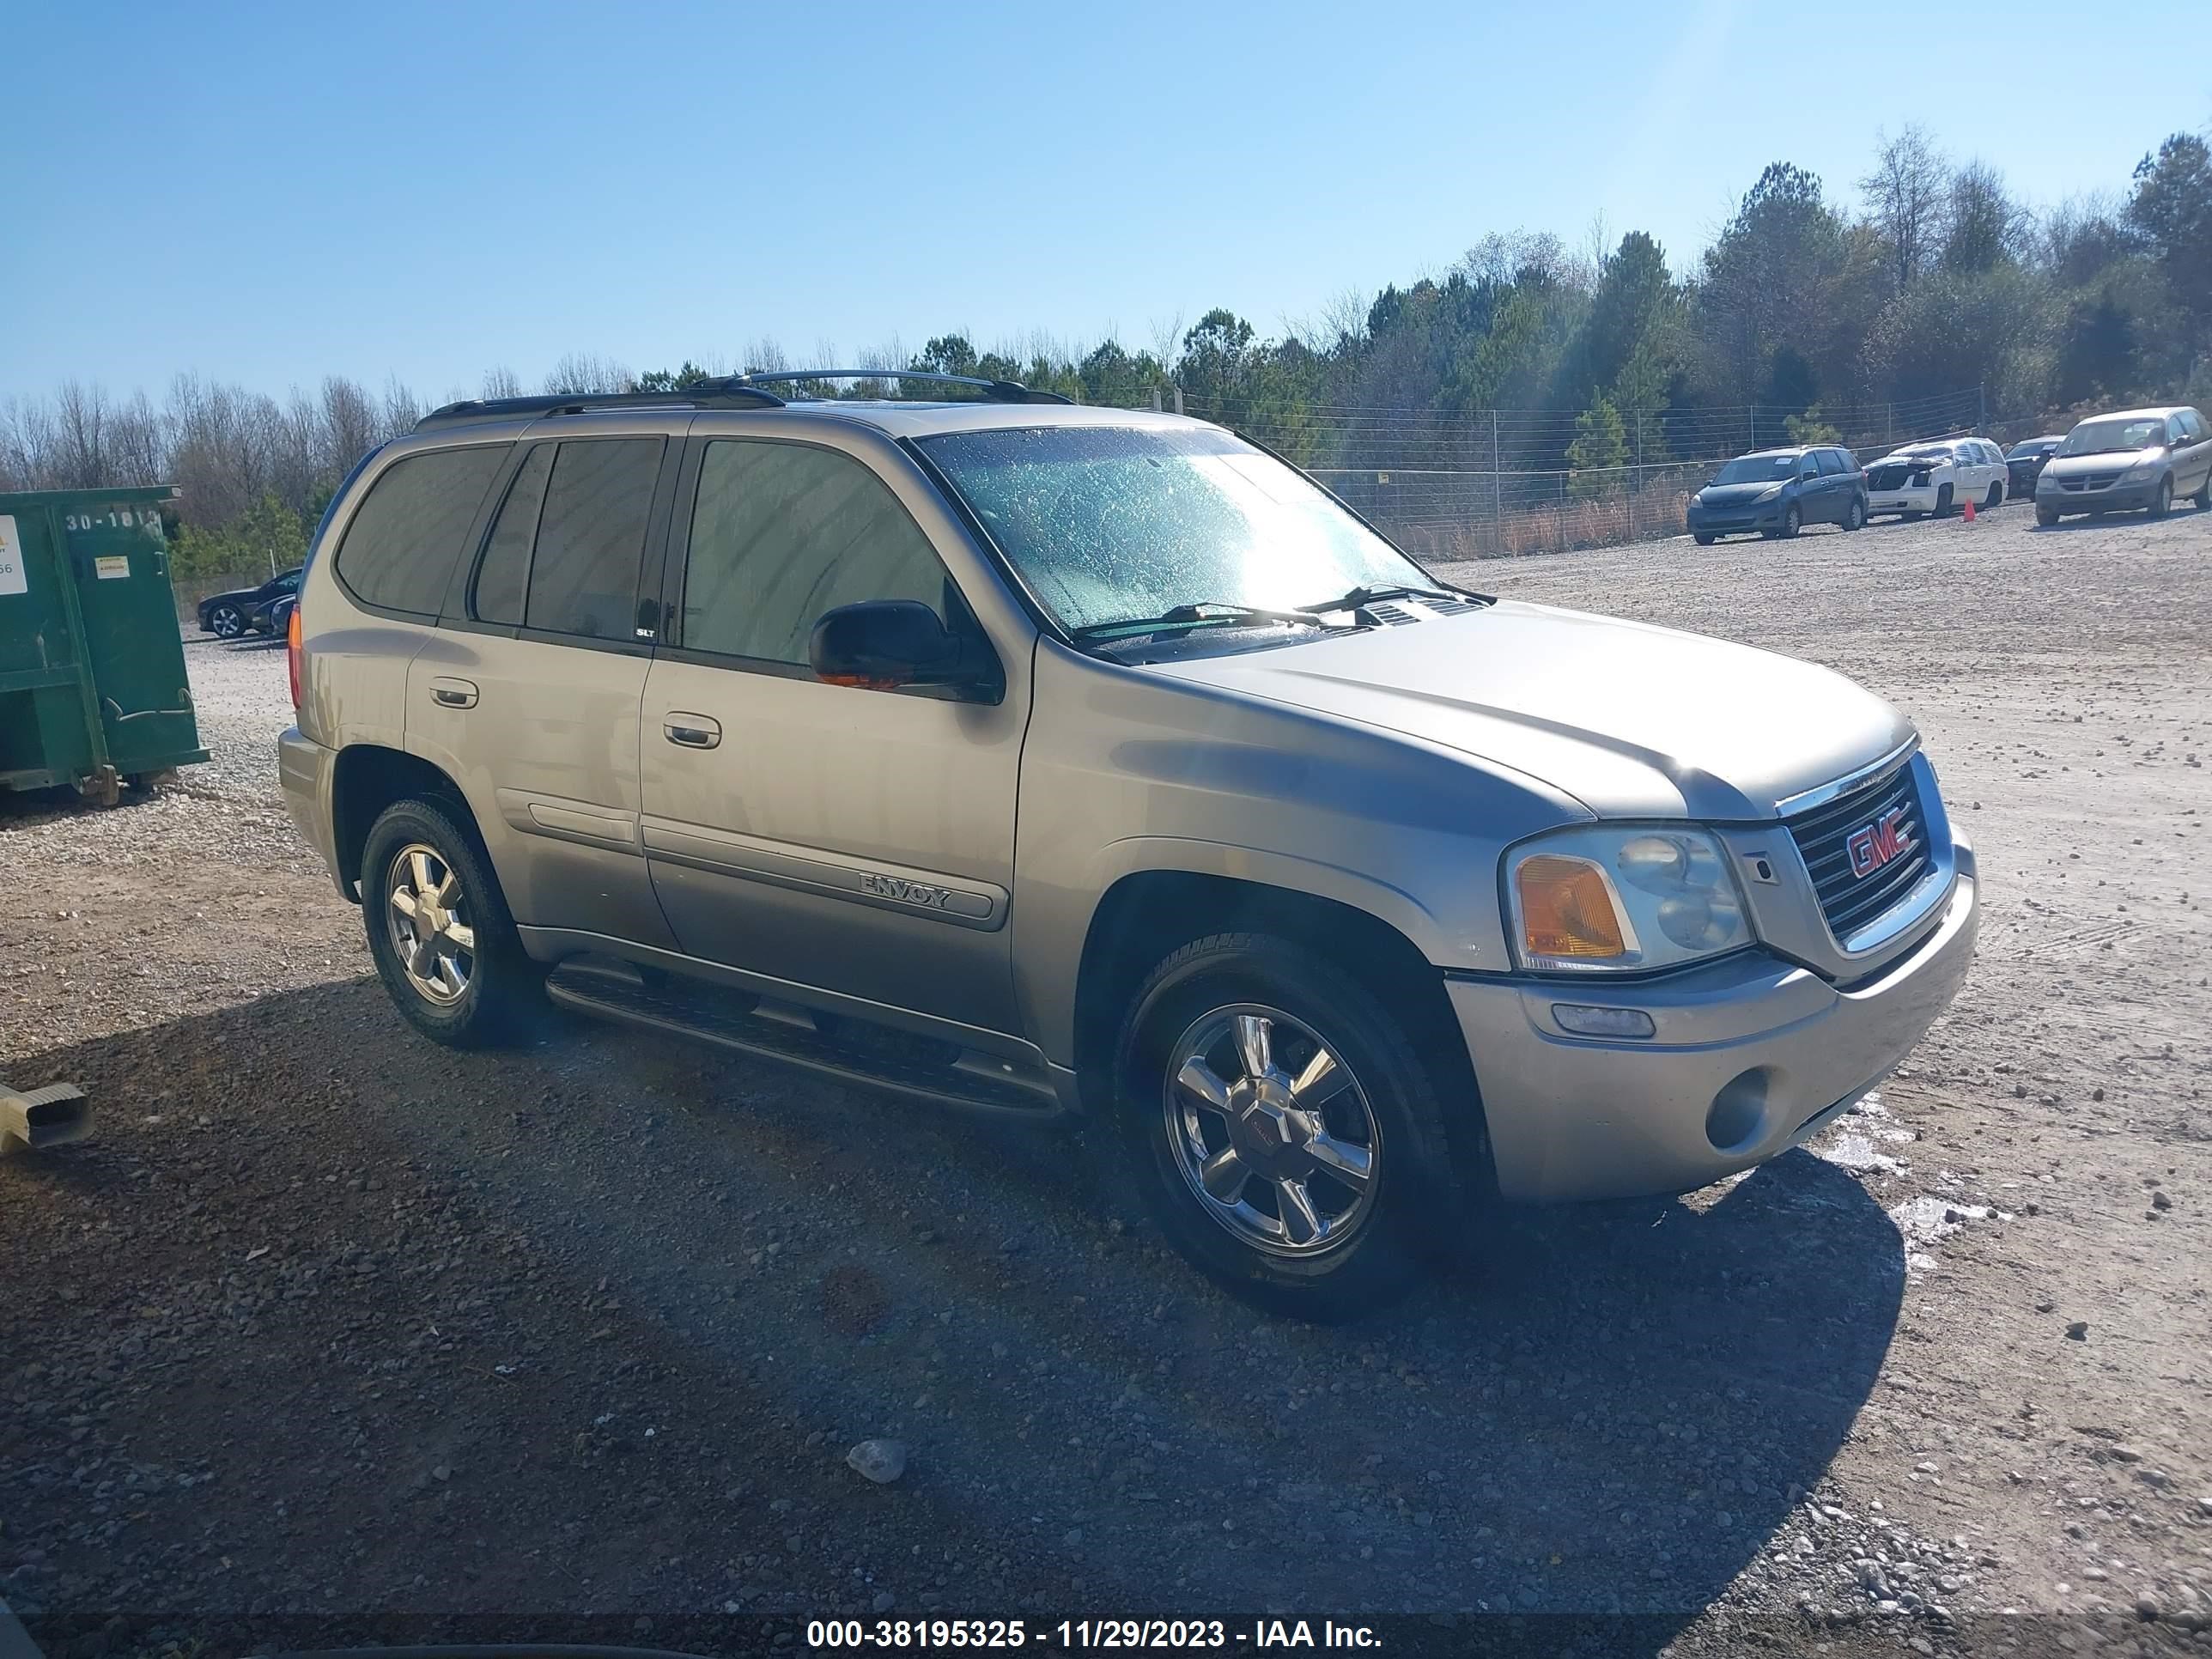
[1808,1091,2013,1273]
[1813,1089,1917,1176]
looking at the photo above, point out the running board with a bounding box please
[544,963,1065,1119]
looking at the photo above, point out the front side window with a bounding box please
[525,438,663,640]
[335,445,508,616]
[915,425,1429,633]
[683,439,952,665]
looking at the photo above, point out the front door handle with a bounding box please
[662,713,721,749]
[428,677,478,709]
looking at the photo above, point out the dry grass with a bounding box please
[1386,487,1692,562]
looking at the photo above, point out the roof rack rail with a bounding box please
[414,376,787,431]
[736,369,1073,406]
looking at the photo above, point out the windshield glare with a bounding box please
[1711,453,1797,485]
[2061,417,2165,456]
[916,425,1429,633]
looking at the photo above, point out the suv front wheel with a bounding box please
[362,798,541,1048]
[1115,933,1469,1320]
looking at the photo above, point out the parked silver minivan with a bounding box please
[279,373,1979,1318]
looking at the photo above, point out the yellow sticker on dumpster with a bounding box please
[0,516,25,597]
[94,556,130,580]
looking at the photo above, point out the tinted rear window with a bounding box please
[526,438,664,640]
[472,445,550,627]
[336,446,507,616]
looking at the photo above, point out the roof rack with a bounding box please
[415,376,787,431]
[736,369,1073,405]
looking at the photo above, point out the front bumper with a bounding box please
[277,726,347,898]
[2038,477,2160,515]
[1446,856,1978,1202]
[1686,500,1788,536]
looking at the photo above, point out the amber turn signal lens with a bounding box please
[286,605,303,709]
[1516,854,1628,961]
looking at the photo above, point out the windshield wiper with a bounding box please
[1292,581,1486,615]
[1070,600,1343,641]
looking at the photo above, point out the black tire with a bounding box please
[2148,476,2172,519]
[1842,495,1866,532]
[2036,506,2059,527]
[1114,933,1474,1321]
[1763,503,1801,540]
[1692,532,1716,546]
[206,603,245,640]
[2195,473,2211,509]
[1983,482,2002,510]
[361,797,542,1048]
[1935,483,1954,517]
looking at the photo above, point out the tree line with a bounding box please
[4,123,2206,574]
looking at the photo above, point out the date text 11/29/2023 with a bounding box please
[805,1619,1383,1649]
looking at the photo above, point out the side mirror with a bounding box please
[810,599,968,691]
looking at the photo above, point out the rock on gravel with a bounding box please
[847,1437,908,1484]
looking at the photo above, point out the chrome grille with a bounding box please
[2058,470,2123,492]
[1785,763,1932,944]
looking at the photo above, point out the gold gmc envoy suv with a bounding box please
[279,372,1978,1318]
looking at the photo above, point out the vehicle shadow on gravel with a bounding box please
[3,981,1903,1644]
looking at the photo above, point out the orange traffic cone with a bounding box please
[1962,496,1977,524]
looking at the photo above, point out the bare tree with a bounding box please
[543,353,633,396]
[482,365,522,399]
[1860,125,1950,292]
[52,381,112,488]
[1943,159,2027,274]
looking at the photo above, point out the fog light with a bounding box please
[1552,1004,1656,1039]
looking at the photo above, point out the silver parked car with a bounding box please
[279,372,1979,1318]
[2035,405,2212,524]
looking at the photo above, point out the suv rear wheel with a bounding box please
[362,798,541,1047]
[1114,933,1468,1320]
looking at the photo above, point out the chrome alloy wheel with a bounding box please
[1163,1005,1381,1256]
[385,843,477,1006]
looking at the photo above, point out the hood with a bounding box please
[1148,599,1913,820]
[2042,446,2163,478]
[1695,481,1785,506]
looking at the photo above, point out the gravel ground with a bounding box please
[3,501,2209,1657]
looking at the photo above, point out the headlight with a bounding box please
[2121,459,2164,483]
[1506,826,1752,973]
[1753,483,1784,502]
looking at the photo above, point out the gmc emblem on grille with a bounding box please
[1845,806,1914,879]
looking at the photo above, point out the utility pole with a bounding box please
[1978,383,1986,432]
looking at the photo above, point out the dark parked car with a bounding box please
[2005,436,2063,499]
[198,567,302,639]
[1686,446,1868,544]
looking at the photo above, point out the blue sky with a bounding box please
[5,0,2204,404]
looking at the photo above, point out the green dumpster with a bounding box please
[0,485,209,805]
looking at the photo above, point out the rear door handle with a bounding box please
[428,678,478,709]
[663,713,721,749]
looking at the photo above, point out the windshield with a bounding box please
[1711,453,1798,484]
[2061,417,2165,456]
[915,425,1429,633]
